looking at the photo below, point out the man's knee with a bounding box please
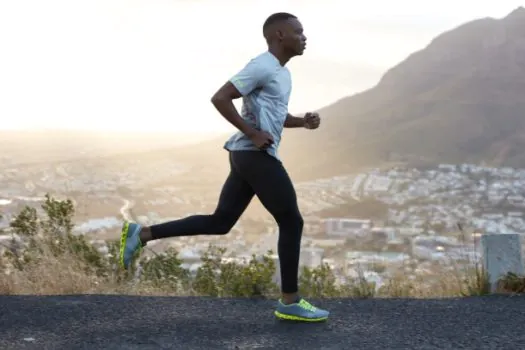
[211,210,238,235]
[290,211,304,230]
[295,213,304,233]
[297,214,304,230]
[275,210,303,233]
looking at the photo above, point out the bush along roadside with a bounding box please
[0,194,522,297]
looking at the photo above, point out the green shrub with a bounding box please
[140,248,191,293]
[2,193,521,299]
[193,245,279,298]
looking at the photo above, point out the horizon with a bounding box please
[1,0,523,138]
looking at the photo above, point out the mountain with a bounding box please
[173,7,525,182]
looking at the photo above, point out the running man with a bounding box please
[119,12,330,322]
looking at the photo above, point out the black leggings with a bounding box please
[149,150,304,294]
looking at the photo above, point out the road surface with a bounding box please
[1,295,524,349]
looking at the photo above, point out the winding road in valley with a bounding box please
[119,198,134,222]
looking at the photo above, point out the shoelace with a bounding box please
[298,299,317,312]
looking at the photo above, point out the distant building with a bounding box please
[411,235,464,261]
[369,227,393,240]
[179,248,202,263]
[344,251,409,275]
[324,218,372,237]
[364,175,392,193]
[308,238,346,248]
[299,247,324,268]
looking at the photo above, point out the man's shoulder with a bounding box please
[249,51,279,68]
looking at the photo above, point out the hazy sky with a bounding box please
[0,0,523,134]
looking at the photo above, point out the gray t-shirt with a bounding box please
[223,51,292,160]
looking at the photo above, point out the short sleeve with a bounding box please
[229,56,272,96]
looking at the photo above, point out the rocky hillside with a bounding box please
[280,7,525,177]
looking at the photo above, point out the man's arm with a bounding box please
[211,59,271,138]
[211,82,256,137]
[283,113,305,128]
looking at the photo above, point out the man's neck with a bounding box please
[268,46,291,66]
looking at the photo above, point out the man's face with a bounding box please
[280,18,307,56]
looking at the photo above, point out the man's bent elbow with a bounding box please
[210,92,220,106]
[211,82,243,106]
[211,90,229,108]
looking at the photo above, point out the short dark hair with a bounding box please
[262,12,297,32]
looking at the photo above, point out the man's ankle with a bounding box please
[282,293,300,305]
[139,226,153,245]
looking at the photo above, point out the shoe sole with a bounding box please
[274,310,328,322]
[119,221,130,269]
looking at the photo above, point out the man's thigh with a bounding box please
[231,151,299,216]
[214,152,256,217]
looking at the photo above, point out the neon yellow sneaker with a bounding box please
[274,298,329,322]
[119,221,144,269]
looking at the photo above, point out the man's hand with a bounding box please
[304,112,321,129]
[248,129,274,150]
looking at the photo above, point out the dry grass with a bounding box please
[0,232,522,298]
[0,250,182,296]
[3,195,522,298]
[0,248,489,298]
[0,258,484,298]
[1,253,102,295]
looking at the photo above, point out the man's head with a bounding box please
[263,12,307,57]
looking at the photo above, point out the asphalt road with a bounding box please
[1,295,524,349]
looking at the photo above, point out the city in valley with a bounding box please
[2,133,525,289]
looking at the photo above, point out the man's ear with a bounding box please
[276,29,284,41]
